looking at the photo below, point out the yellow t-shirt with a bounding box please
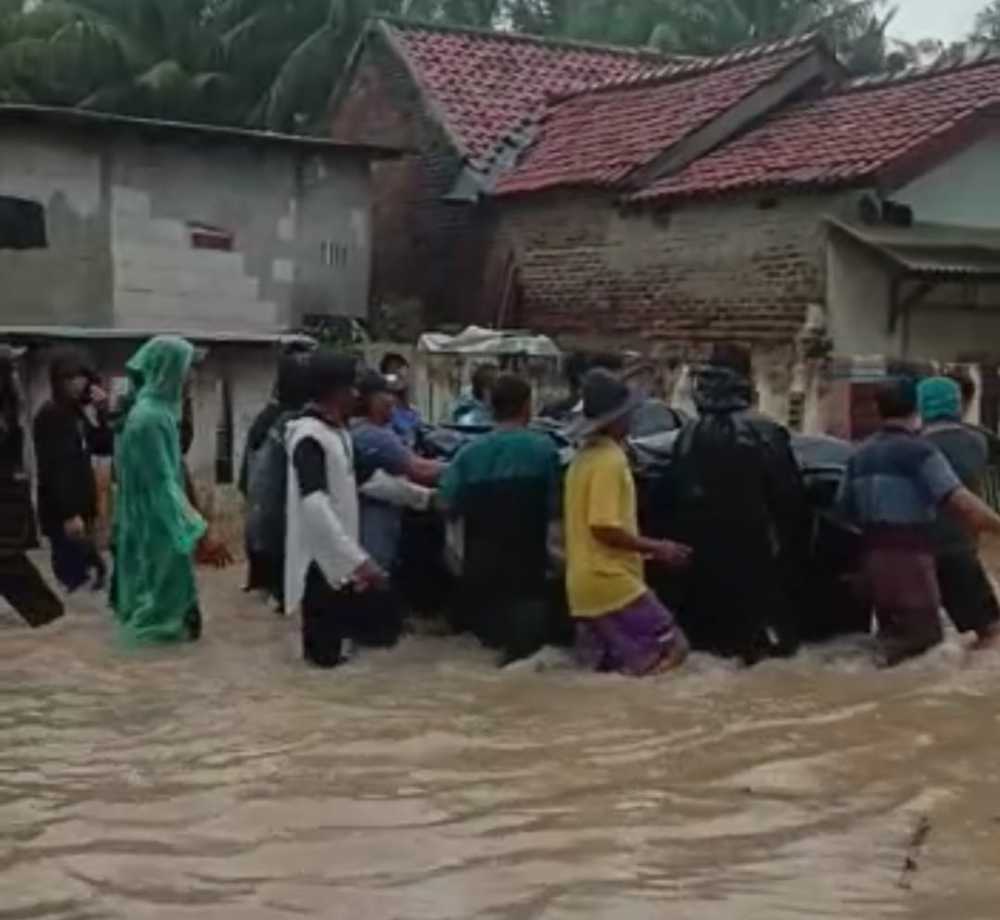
[564,436,646,618]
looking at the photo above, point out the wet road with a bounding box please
[3,567,1000,919]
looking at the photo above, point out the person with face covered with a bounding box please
[111,336,206,644]
[670,344,810,665]
[32,347,111,593]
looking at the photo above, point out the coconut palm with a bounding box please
[0,0,405,131]
[646,0,897,73]
[972,0,1000,43]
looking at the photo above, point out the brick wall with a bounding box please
[329,41,497,329]
[499,189,841,358]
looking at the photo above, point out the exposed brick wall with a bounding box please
[499,190,843,359]
[328,39,497,329]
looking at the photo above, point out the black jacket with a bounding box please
[32,400,110,535]
[673,367,809,560]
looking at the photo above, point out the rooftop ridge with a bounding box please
[829,43,1000,97]
[375,16,685,63]
[544,31,823,103]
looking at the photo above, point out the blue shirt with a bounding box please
[451,393,493,427]
[391,404,421,446]
[838,424,961,532]
[351,420,411,570]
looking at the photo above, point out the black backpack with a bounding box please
[245,414,293,558]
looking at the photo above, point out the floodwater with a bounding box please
[3,567,1000,919]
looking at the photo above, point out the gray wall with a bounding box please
[0,127,113,326]
[897,129,1000,229]
[0,122,372,332]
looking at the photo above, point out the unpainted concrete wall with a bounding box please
[827,233,1000,362]
[0,127,113,326]
[0,124,372,333]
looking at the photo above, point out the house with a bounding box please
[328,18,678,332]
[331,21,1000,434]
[0,104,392,523]
[491,46,1000,432]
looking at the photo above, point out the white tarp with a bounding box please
[417,325,560,357]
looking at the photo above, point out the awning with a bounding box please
[417,325,560,357]
[0,326,316,347]
[828,217,1000,333]
[828,217,1000,280]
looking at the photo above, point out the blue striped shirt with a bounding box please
[839,424,961,528]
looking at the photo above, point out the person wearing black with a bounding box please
[32,348,111,593]
[918,376,1000,649]
[284,352,390,668]
[239,350,311,595]
[671,344,810,664]
[0,345,63,627]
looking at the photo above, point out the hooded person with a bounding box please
[32,346,111,592]
[111,336,206,644]
[918,376,1000,649]
[670,344,810,665]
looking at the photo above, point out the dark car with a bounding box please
[413,418,870,645]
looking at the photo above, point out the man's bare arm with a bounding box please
[947,487,1000,537]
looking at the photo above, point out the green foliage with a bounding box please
[972,0,1000,42]
[0,0,945,132]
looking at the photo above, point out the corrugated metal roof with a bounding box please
[0,104,399,156]
[829,218,1000,279]
[0,326,317,346]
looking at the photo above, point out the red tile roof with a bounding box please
[495,35,821,197]
[378,19,672,165]
[632,54,1000,204]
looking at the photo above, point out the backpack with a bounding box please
[245,413,293,558]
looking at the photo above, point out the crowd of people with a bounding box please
[2,333,1000,677]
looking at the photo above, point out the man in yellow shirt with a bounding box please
[564,369,691,676]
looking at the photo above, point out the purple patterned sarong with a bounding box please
[575,592,685,676]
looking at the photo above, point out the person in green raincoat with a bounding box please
[111,336,206,644]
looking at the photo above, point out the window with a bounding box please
[0,196,46,249]
[189,222,234,251]
[320,240,348,268]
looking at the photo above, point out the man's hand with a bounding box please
[649,539,693,569]
[196,532,234,568]
[352,559,388,593]
[64,516,86,540]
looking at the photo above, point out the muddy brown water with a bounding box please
[3,566,1000,919]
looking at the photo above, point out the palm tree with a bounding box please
[0,0,409,131]
[645,0,899,74]
[972,0,1000,43]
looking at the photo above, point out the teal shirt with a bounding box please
[440,428,560,595]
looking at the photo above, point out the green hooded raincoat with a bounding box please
[112,336,205,644]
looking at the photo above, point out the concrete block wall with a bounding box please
[0,128,113,326]
[108,138,301,332]
[0,122,373,336]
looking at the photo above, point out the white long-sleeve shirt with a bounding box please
[284,415,367,611]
